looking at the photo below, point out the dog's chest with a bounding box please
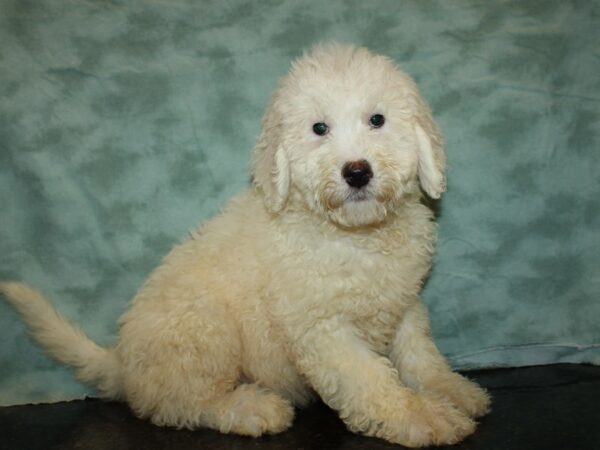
[296,229,425,292]
[273,226,426,329]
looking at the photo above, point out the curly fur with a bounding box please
[0,43,490,447]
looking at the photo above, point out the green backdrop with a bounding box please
[1,0,599,406]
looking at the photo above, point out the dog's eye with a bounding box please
[369,114,385,128]
[312,122,329,136]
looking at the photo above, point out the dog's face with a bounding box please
[252,44,446,228]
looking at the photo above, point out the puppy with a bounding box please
[1,43,490,447]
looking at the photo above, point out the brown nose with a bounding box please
[342,159,373,188]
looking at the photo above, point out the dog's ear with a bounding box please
[413,94,446,199]
[251,94,290,213]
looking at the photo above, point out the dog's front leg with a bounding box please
[291,316,475,447]
[389,301,491,419]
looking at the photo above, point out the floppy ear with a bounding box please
[251,94,290,213]
[413,95,447,199]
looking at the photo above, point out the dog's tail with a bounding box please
[0,282,122,399]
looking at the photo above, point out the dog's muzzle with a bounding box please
[342,159,373,189]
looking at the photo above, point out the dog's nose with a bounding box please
[342,159,373,188]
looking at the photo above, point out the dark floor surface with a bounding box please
[1,364,599,450]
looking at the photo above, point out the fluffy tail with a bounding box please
[0,282,122,399]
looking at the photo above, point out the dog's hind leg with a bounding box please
[117,293,294,436]
[204,382,295,436]
[146,379,295,436]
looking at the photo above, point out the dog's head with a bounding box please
[252,43,445,228]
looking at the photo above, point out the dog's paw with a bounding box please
[220,385,294,437]
[380,393,476,447]
[431,373,491,419]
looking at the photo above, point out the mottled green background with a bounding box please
[1,0,599,406]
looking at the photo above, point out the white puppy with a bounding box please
[1,44,490,447]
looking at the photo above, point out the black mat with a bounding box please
[1,364,599,450]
